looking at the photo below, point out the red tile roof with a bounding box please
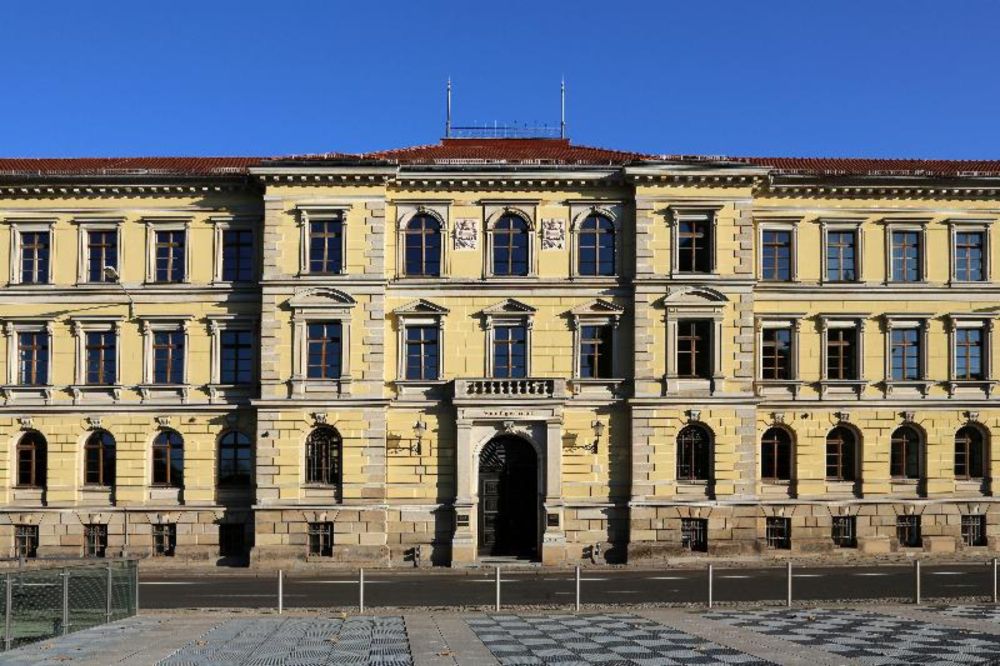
[0,157,260,177]
[727,156,1000,177]
[361,138,652,165]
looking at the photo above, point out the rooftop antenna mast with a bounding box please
[560,78,566,139]
[445,78,452,138]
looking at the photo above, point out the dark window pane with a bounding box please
[492,215,529,276]
[762,230,792,281]
[222,229,255,282]
[155,230,185,282]
[891,230,921,282]
[309,219,344,274]
[404,215,442,277]
[87,230,118,282]
[220,330,254,384]
[21,231,50,284]
[307,322,342,379]
[826,231,857,282]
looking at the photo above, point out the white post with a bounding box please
[62,569,69,636]
[359,568,365,614]
[993,558,998,604]
[914,560,921,605]
[4,573,11,651]
[133,561,139,614]
[575,566,581,612]
[786,561,793,607]
[277,570,283,615]
[106,563,113,623]
[495,566,501,612]
[707,563,713,609]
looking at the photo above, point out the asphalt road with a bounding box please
[137,563,998,609]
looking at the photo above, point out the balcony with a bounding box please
[454,378,565,400]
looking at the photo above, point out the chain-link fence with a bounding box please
[0,559,137,651]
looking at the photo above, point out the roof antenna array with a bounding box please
[443,79,566,140]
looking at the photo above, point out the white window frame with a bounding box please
[482,299,535,377]
[297,205,350,276]
[818,315,868,400]
[945,314,996,398]
[757,217,799,283]
[881,313,932,397]
[883,217,930,285]
[948,218,993,285]
[210,215,259,284]
[483,204,538,279]
[70,316,122,400]
[395,204,449,279]
[669,205,721,277]
[7,218,56,286]
[144,217,192,284]
[74,217,124,285]
[820,219,865,284]
[569,203,623,279]
[393,299,448,383]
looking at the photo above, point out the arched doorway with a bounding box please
[478,435,538,558]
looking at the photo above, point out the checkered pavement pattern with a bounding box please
[467,613,772,665]
[928,604,1000,622]
[158,616,412,666]
[708,607,1000,665]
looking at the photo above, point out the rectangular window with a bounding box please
[955,327,984,380]
[83,524,108,558]
[891,327,921,381]
[954,231,985,282]
[307,322,343,379]
[681,518,708,553]
[309,219,344,274]
[222,229,255,282]
[307,522,333,557]
[761,230,792,281]
[891,230,922,282]
[152,330,184,384]
[154,230,185,282]
[20,231,50,284]
[493,325,527,379]
[761,327,792,380]
[219,524,246,558]
[831,516,856,548]
[677,219,712,273]
[18,331,49,386]
[826,327,858,380]
[961,514,987,547]
[152,523,176,557]
[85,331,116,385]
[220,330,254,384]
[14,524,38,559]
[87,230,118,283]
[826,230,857,282]
[405,325,439,381]
[896,515,921,548]
[579,325,613,379]
[765,517,791,549]
[676,320,711,379]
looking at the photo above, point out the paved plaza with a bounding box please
[8,605,1000,665]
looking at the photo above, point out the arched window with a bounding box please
[403,214,441,277]
[491,214,529,276]
[955,426,985,480]
[305,427,341,486]
[152,430,184,488]
[825,427,857,482]
[890,426,921,480]
[578,215,616,276]
[218,431,252,486]
[761,427,792,481]
[16,432,46,488]
[676,425,711,481]
[84,430,116,487]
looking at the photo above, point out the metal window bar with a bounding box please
[962,514,987,547]
[765,517,791,549]
[681,518,708,552]
[831,516,857,548]
[897,515,922,547]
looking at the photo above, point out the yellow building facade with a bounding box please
[0,141,998,566]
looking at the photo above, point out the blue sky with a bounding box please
[3,1,999,158]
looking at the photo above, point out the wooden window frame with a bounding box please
[671,207,719,276]
[83,429,116,488]
[820,220,864,284]
[760,427,793,482]
[676,424,712,482]
[757,219,799,283]
[75,217,123,285]
[297,206,351,277]
[947,219,992,286]
[890,425,922,480]
[151,429,184,488]
[954,425,986,481]
[209,215,259,284]
[304,427,342,489]
[883,219,929,285]
[825,426,857,482]
[144,218,191,284]
[8,219,56,286]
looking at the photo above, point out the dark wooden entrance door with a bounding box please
[477,436,538,558]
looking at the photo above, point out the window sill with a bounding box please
[69,384,122,404]
[754,379,803,399]
[817,379,867,400]
[292,377,353,398]
[882,380,932,399]
[568,378,625,399]
[0,385,54,405]
[138,384,189,403]
[393,379,448,401]
[946,379,997,398]
[207,384,257,404]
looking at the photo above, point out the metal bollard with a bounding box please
[134,561,140,614]
[359,568,365,614]
[62,569,69,636]
[707,563,713,609]
[495,566,501,612]
[914,560,921,605]
[277,569,283,615]
[4,573,12,651]
[993,558,998,604]
[106,563,113,623]
[575,566,581,612]
[786,561,793,607]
